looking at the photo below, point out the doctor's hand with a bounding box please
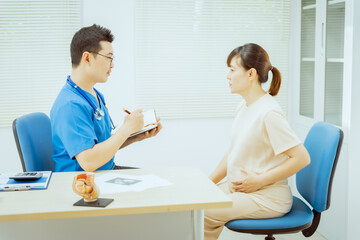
[231,168,265,193]
[123,109,144,134]
[131,117,162,142]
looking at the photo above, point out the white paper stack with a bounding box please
[95,173,172,195]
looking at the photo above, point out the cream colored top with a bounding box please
[227,93,301,213]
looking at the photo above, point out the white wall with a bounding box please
[82,0,233,175]
[346,0,360,238]
[0,128,22,172]
[0,0,233,177]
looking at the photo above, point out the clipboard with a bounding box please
[0,171,52,191]
[130,109,158,137]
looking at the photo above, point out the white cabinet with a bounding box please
[292,0,346,128]
[289,1,359,239]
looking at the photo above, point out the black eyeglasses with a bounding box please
[89,51,114,64]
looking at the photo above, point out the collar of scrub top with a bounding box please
[66,75,116,130]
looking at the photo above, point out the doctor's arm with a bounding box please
[209,152,228,184]
[75,110,144,172]
[232,144,310,193]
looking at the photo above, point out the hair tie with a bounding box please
[270,66,274,71]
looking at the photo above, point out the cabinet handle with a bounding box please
[321,22,324,49]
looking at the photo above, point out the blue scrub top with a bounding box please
[50,82,115,172]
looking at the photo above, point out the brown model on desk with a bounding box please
[72,172,99,202]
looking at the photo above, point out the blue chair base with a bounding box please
[225,197,314,239]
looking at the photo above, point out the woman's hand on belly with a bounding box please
[231,168,265,193]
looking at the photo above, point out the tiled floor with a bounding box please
[219,228,327,240]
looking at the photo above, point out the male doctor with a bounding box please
[51,24,162,172]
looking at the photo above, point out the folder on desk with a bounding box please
[0,171,52,191]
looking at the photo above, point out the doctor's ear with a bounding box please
[81,51,91,65]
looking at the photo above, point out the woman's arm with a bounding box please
[209,152,229,184]
[232,144,310,193]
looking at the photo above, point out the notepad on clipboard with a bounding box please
[130,109,158,137]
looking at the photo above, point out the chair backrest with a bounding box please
[12,112,54,172]
[296,122,343,213]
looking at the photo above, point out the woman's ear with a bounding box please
[248,68,257,81]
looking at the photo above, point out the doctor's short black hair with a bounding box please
[70,24,114,67]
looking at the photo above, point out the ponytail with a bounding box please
[268,66,281,96]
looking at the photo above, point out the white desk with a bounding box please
[0,166,232,240]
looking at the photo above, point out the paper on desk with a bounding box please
[95,173,172,195]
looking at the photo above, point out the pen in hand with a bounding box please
[123,108,131,115]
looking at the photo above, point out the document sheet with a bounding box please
[95,173,172,194]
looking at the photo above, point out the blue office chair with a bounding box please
[12,112,55,172]
[225,122,343,240]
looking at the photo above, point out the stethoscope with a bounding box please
[66,76,116,130]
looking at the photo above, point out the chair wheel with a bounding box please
[265,235,275,240]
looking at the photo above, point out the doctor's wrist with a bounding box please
[116,125,132,137]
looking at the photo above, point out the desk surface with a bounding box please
[0,166,232,222]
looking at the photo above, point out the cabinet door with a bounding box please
[298,0,345,127]
[299,0,317,119]
[324,0,345,126]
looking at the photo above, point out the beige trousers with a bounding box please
[204,181,287,240]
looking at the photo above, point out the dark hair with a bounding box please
[226,43,281,96]
[70,24,114,67]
